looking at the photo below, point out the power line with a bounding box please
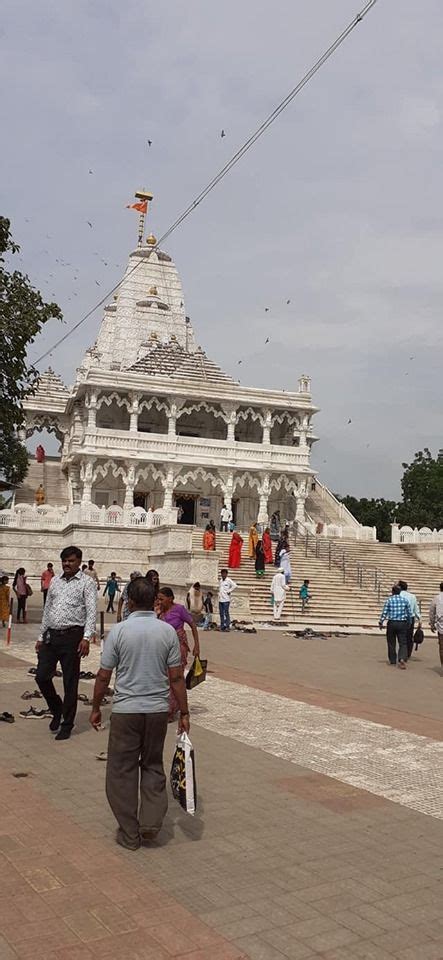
[33,0,379,367]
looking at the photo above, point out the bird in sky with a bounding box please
[347,418,352,424]
[24,218,30,223]
[220,129,226,138]
[101,259,108,266]
[237,360,242,365]
[286,299,291,304]
[409,356,415,360]
[89,169,93,174]
[95,280,100,286]
[265,307,269,312]
[265,338,270,344]
[147,140,152,147]
[87,221,93,228]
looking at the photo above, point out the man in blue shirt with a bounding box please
[89,577,190,851]
[379,585,412,669]
[398,580,421,660]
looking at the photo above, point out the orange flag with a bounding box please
[126,200,148,214]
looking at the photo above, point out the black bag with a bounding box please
[413,626,424,650]
[185,656,207,690]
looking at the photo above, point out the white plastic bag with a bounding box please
[170,732,197,815]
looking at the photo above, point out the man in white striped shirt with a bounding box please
[36,545,97,741]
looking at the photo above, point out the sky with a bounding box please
[1,0,442,499]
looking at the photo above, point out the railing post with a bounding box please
[315,537,319,558]
[328,540,332,570]
[305,532,308,558]
[377,581,381,602]
[342,552,345,583]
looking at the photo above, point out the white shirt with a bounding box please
[220,507,233,522]
[430,592,443,634]
[218,577,237,603]
[270,572,288,602]
[41,570,98,640]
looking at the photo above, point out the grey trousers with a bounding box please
[106,712,169,846]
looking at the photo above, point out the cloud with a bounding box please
[1,0,442,499]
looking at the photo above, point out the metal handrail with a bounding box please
[299,529,390,603]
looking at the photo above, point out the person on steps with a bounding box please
[270,568,288,620]
[255,540,265,578]
[228,531,243,568]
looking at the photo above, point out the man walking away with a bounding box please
[40,562,54,606]
[299,579,311,613]
[103,572,119,614]
[220,503,233,532]
[218,568,237,632]
[398,580,421,660]
[85,559,100,590]
[270,568,288,621]
[379,585,412,670]
[89,577,189,851]
[36,546,97,740]
[429,582,443,672]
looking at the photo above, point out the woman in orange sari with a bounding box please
[228,531,243,568]
[202,524,216,550]
[262,527,273,564]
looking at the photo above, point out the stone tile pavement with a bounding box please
[0,627,442,960]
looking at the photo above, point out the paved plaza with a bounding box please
[0,622,442,960]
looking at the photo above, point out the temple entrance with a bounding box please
[175,494,196,525]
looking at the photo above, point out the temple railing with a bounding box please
[0,503,177,530]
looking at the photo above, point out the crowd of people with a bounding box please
[2,528,442,852]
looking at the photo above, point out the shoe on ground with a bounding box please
[55,727,71,741]
[116,829,140,851]
[140,829,159,842]
[20,706,51,720]
[398,661,407,670]
[49,712,62,732]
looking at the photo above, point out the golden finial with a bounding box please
[148,285,158,296]
[146,233,157,246]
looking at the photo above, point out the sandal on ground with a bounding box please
[28,667,37,675]
[21,691,34,700]
[77,694,89,703]
[0,712,15,723]
[96,752,107,761]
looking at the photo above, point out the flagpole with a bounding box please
[134,190,153,247]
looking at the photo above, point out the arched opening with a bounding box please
[174,470,224,527]
[92,463,126,508]
[233,478,260,530]
[177,405,227,441]
[97,400,130,431]
[270,415,298,447]
[138,403,168,435]
[235,408,262,444]
[16,421,69,508]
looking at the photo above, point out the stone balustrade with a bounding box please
[391,524,443,545]
[0,503,178,531]
[302,518,377,541]
[71,429,311,470]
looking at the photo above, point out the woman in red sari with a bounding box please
[228,531,243,568]
[262,527,273,564]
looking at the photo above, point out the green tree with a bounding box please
[337,496,398,543]
[0,217,62,486]
[397,449,443,530]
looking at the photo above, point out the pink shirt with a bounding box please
[41,569,54,591]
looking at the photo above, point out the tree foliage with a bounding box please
[0,217,62,485]
[338,449,443,539]
[338,496,397,543]
[397,448,443,530]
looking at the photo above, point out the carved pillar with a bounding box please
[17,426,27,443]
[257,474,270,524]
[162,467,175,510]
[123,461,137,509]
[221,471,234,513]
[86,391,98,431]
[262,410,272,446]
[295,478,308,523]
[167,402,178,438]
[129,394,140,433]
[68,464,81,504]
[81,458,94,504]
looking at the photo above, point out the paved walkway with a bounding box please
[0,624,442,960]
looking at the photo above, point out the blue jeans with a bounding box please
[219,601,230,631]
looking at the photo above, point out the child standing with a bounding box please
[103,572,119,614]
[0,576,10,627]
[299,579,312,613]
[202,591,214,630]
